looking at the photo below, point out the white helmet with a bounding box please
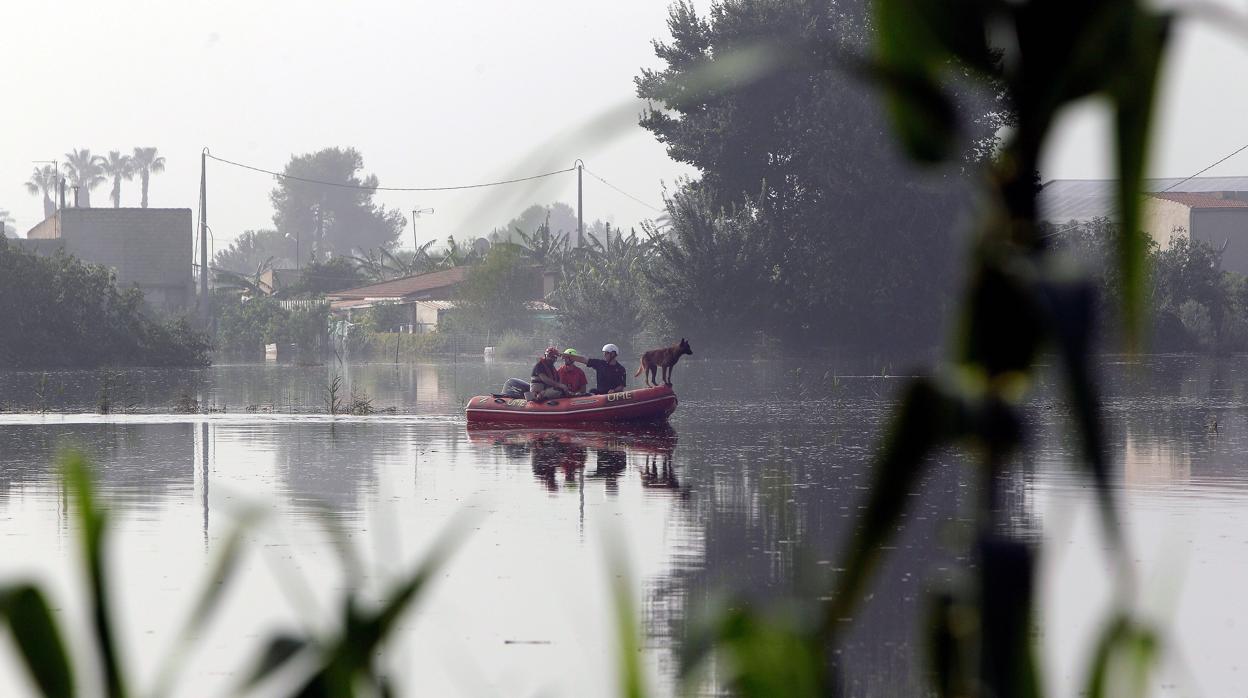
[601,343,620,354]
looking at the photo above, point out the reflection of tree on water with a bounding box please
[269,422,388,511]
[0,423,194,508]
[647,422,972,695]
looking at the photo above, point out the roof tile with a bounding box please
[326,267,470,300]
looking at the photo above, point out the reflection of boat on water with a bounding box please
[466,423,683,495]
[466,422,677,454]
[463,386,678,424]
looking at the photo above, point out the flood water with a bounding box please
[0,356,1243,695]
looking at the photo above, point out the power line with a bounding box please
[205,151,576,192]
[582,167,665,213]
[1162,142,1248,192]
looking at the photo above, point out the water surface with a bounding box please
[0,356,1242,695]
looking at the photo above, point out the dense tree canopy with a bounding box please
[554,225,651,351]
[213,229,294,275]
[636,0,1008,351]
[452,244,540,333]
[0,237,209,367]
[271,148,406,258]
[491,202,612,248]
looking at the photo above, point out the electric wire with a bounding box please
[1162,142,1248,192]
[582,167,665,213]
[205,152,575,192]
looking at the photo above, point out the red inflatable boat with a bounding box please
[464,385,678,424]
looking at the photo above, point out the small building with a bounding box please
[258,268,304,295]
[1040,177,1248,275]
[326,266,555,332]
[17,208,194,311]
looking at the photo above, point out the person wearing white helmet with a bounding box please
[563,343,627,394]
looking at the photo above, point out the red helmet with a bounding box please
[544,345,560,358]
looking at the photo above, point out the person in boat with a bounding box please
[558,348,589,395]
[526,346,573,401]
[562,343,627,394]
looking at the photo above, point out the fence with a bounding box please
[277,299,330,312]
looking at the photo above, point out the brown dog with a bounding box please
[635,338,693,387]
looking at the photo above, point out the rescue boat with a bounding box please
[464,385,678,424]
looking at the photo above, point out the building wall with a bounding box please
[414,302,441,330]
[1142,198,1192,249]
[22,209,193,311]
[1192,209,1248,276]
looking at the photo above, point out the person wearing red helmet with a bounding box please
[526,345,572,401]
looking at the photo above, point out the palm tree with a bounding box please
[131,147,166,208]
[99,151,134,208]
[516,215,570,268]
[351,242,438,281]
[63,149,106,208]
[24,165,58,218]
[213,257,275,296]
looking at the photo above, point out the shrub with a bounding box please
[494,333,532,360]
[349,331,452,360]
[216,297,327,360]
[363,302,409,333]
[0,237,210,368]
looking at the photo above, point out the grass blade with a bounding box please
[61,450,127,698]
[0,584,75,698]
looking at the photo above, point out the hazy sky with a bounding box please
[3,1,1247,250]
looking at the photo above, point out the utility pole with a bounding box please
[411,207,434,252]
[199,148,210,324]
[575,160,584,247]
[314,205,322,265]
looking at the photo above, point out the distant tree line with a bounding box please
[0,236,209,368]
[23,148,166,216]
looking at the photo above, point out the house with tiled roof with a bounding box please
[325,266,557,332]
[1040,177,1248,274]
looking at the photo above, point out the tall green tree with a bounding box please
[0,236,209,367]
[99,151,134,208]
[555,224,651,348]
[515,216,569,269]
[270,147,406,258]
[642,185,775,345]
[213,229,295,275]
[131,147,166,208]
[63,148,106,208]
[0,209,15,238]
[24,165,57,219]
[452,244,539,333]
[490,202,612,247]
[636,0,1006,350]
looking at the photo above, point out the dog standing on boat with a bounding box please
[635,338,693,387]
